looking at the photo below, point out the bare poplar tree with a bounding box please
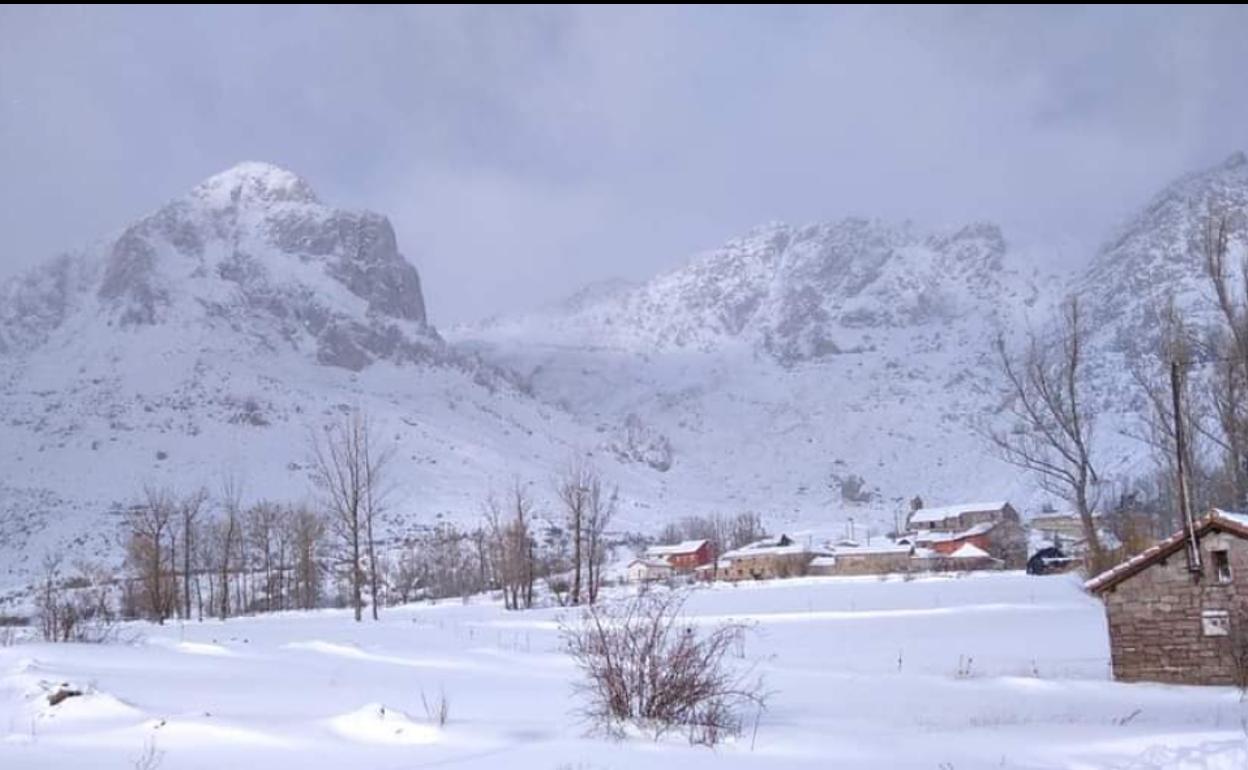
[982,296,1104,565]
[246,501,283,613]
[583,469,617,605]
[486,482,536,611]
[288,504,327,610]
[216,474,243,619]
[124,486,177,623]
[556,458,592,606]
[178,488,207,621]
[309,410,391,622]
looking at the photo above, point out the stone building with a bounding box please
[1086,509,1248,685]
[905,502,1026,569]
[718,535,828,581]
[907,501,1019,532]
[811,543,916,576]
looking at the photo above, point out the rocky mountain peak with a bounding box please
[189,161,320,210]
[4,163,435,370]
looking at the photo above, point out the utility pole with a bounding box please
[1171,360,1201,575]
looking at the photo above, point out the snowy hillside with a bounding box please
[1080,151,1248,354]
[456,219,1060,532]
[457,153,1248,539]
[0,164,664,589]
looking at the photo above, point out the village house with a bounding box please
[718,535,828,581]
[908,501,1018,532]
[811,542,917,576]
[626,557,675,583]
[644,539,712,572]
[906,501,1027,569]
[1086,509,1248,686]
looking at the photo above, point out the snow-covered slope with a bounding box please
[458,153,1248,537]
[0,164,660,587]
[457,219,1059,534]
[1079,151,1248,356]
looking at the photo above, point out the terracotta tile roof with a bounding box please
[1084,509,1248,593]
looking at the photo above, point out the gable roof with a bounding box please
[720,534,826,561]
[950,543,991,559]
[914,521,998,543]
[1085,509,1248,593]
[908,501,1009,525]
[628,558,674,571]
[645,539,709,557]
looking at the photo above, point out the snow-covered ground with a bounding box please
[3,572,1245,769]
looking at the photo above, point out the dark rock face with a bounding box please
[271,210,427,324]
[98,228,168,326]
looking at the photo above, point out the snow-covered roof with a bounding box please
[1086,509,1248,593]
[1215,510,1248,528]
[914,521,997,543]
[909,501,1009,525]
[950,543,991,559]
[832,543,914,556]
[645,539,708,557]
[628,558,673,570]
[720,535,828,561]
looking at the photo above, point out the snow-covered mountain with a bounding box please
[457,152,1248,537]
[456,218,1059,536]
[0,163,662,588]
[5,154,1247,591]
[1079,151,1248,355]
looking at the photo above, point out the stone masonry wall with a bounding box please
[1102,531,1248,685]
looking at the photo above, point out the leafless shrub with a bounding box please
[36,556,119,643]
[421,687,450,726]
[560,589,767,746]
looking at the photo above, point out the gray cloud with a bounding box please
[3,6,1247,323]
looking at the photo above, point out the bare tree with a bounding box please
[583,470,617,605]
[36,555,118,643]
[309,410,391,622]
[485,482,536,611]
[287,504,327,610]
[1125,298,1208,533]
[177,489,207,621]
[215,474,244,619]
[982,296,1104,565]
[123,486,178,623]
[245,501,284,613]
[556,458,592,606]
[1204,211,1248,508]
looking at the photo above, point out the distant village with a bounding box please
[629,500,1054,584]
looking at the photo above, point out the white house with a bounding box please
[626,558,675,583]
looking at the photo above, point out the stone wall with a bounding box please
[1102,531,1248,685]
[825,551,913,576]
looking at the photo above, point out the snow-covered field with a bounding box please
[3,572,1245,769]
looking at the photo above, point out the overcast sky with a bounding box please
[2,6,1246,324]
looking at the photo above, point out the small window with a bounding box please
[1213,550,1233,584]
[1202,610,1230,637]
